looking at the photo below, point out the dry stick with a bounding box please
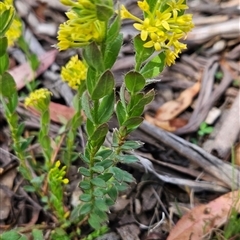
[211,91,240,159]
[134,154,228,192]
[140,121,240,189]
[174,56,218,135]
[187,18,240,44]
[175,62,233,135]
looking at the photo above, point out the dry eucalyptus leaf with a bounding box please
[9,50,57,90]
[167,190,240,240]
[155,82,201,121]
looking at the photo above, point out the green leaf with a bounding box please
[40,135,51,151]
[92,70,115,100]
[98,173,113,182]
[19,236,28,240]
[83,42,104,72]
[88,213,101,229]
[86,67,98,96]
[124,71,145,93]
[0,37,8,57]
[41,110,50,126]
[23,185,36,192]
[91,123,108,142]
[79,202,92,215]
[141,89,155,105]
[123,117,143,130]
[105,197,115,206]
[0,8,15,36]
[0,72,16,97]
[1,230,21,240]
[0,53,9,75]
[80,193,92,202]
[32,229,44,240]
[106,14,121,43]
[107,185,118,201]
[8,112,18,128]
[140,52,165,79]
[104,33,123,69]
[121,140,143,150]
[81,91,93,122]
[134,34,154,69]
[9,92,18,113]
[128,90,154,115]
[96,149,113,159]
[86,118,95,137]
[79,180,91,190]
[92,165,104,173]
[50,228,69,240]
[96,159,113,169]
[31,175,44,186]
[92,207,108,221]
[127,92,144,112]
[111,167,135,183]
[79,153,90,164]
[113,181,129,191]
[91,177,106,188]
[96,4,113,21]
[128,106,144,118]
[17,123,25,136]
[97,90,115,124]
[118,155,139,164]
[79,167,91,177]
[95,198,108,212]
[116,101,126,125]
[93,188,104,197]
[29,54,40,71]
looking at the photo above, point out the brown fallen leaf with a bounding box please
[167,190,240,240]
[156,82,201,121]
[25,102,75,124]
[145,114,188,132]
[234,143,240,166]
[9,49,57,90]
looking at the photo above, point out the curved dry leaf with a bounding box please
[145,114,188,132]
[167,190,240,240]
[9,49,57,90]
[156,82,200,121]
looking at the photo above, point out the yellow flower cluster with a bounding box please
[61,55,87,90]
[6,17,22,46]
[57,0,106,50]
[121,0,194,66]
[24,88,52,111]
[0,0,22,46]
[49,160,69,185]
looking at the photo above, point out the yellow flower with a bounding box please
[62,178,69,184]
[0,1,22,46]
[120,5,140,22]
[24,88,52,111]
[137,0,150,12]
[167,0,188,19]
[165,50,178,66]
[55,160,61,168]
[155,11,171,30]
[120,0,194,66]
[143,32,167,51]
[6,17,22,46]
[133,18,158,41]
[57,15,105,50]
[61,55,87,90]
[57,0,111,50]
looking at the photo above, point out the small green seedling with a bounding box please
[198,122,214,137]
